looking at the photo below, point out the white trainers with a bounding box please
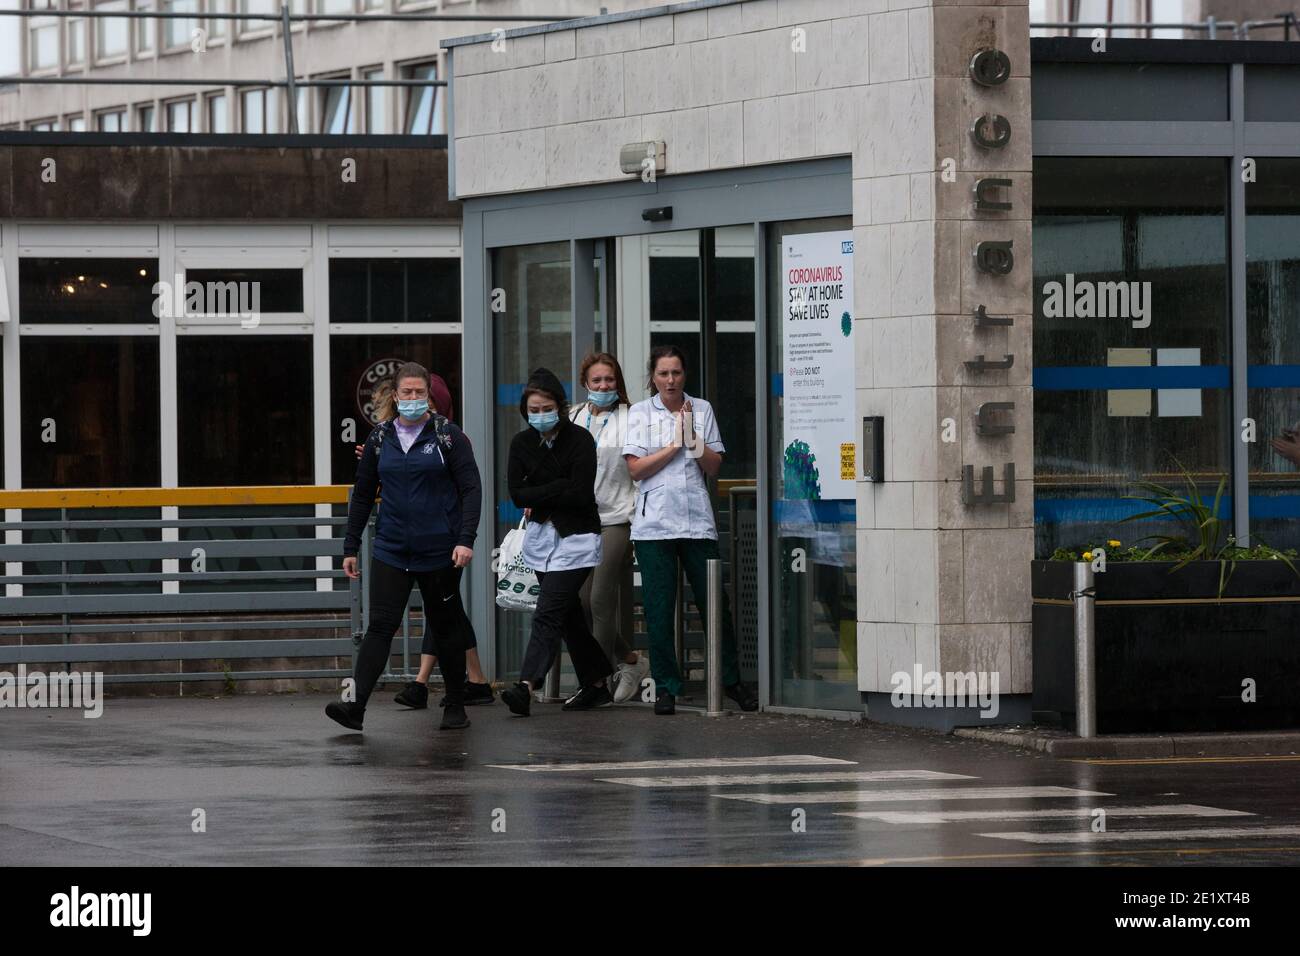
[613,656,650,703]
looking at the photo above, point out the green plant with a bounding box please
[1120,457,1297,597]
[221,661,237,697]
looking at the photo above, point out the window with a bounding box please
[206,91,228,132]
[177,336,313,485]
[65,114,87,131]
[136,104,156,132]
[19,258,159,324]
[491,242,571,679]
[0,0,20,77]
[206,0,226,39]
[241,88,266,133]
[765,216,856,711]
[328,333,462,483]
[1246,158,1300,551]
[96,109,127,131]
[242,86,286,132]
[95,0,129,59]
[238,0,276,36]
[135,0,155,54]
[163,0,197,49]
[27,117,58,131]
[1033,157,1230,556]
[401,61,442,135]
[329,258,459,323]
[67,14,86,66]
[166,97,193,132]
[183,267,304,314]
[319,75,353,134]
[29,15,58,70]
[20,337,161,488]
[318,0,351,14]
[363,66,385,134]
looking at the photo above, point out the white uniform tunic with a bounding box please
[622,392,724,541]
[568,402,636,526]
[520,432,603,572]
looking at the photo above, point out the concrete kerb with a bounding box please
[954,725,1300,759]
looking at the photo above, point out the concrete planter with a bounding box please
[1032,559,1300,733]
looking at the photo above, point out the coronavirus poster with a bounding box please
[782,230,856,501]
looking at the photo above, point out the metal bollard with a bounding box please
[706,559,724,717]
[543,657,562,702]
[1072,561,1097,738]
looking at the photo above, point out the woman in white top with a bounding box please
[623,345,758,716]
[568,352,649,703]
[500,367,614,717]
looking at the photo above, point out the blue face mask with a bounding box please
[528,410,560,433]
[587,389,619,408]
[397,399,428,420]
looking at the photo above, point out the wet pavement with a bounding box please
[3,691,1300,866]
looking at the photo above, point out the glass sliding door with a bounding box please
[491,242,572,679]
[766,216,858,711]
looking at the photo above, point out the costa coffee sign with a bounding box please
[356,357,403,425]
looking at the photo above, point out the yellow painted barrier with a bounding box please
[0,486,352,509]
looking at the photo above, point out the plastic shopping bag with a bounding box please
[495,517,540,611]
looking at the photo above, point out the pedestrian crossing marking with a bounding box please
[715,785,1111,805]
[978,825,1300,844]
[488,754,857,773]
[596,770,975,788]
[837,804,1253,824]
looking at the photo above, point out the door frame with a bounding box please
[460,157,852,710]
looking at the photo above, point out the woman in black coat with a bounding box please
[500,367,615,717]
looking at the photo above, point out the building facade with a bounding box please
[1,0,1297,725]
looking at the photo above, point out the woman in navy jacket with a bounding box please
[327,361,482,732]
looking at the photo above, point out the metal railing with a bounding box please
[0,484,425,688]
[1031,13,1298,40]
[0,5,578,134]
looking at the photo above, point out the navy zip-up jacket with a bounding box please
[343,414,482,572]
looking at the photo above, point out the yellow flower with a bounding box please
[1107,539,1121,548]
[1082,551,1093,561]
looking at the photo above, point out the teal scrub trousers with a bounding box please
[634,537,741,697]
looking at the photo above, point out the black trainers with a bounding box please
[500,681,532,717]
[725,682,759,712]
[464,681,496,706]
[394,681,429,709]
[325,700,365,731]
[654,691,676,716]
[440,702,471,730]
[562,683,614,711]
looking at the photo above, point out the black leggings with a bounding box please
[353,558,468,707]
[417,565,478,657]
[518,567,613,689]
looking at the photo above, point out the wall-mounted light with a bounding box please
[641,206,673,223]
[620,140,665,176]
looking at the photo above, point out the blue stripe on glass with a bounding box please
[1035,495,1300,522]
[772,499,856,524]
[1247,365,1300,388]
[497,381,575,405]
[771,373,783,397]
[1032,365,1230,390]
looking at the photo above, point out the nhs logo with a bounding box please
[841,240,854,254]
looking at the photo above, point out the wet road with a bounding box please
[3,692,1300,866]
